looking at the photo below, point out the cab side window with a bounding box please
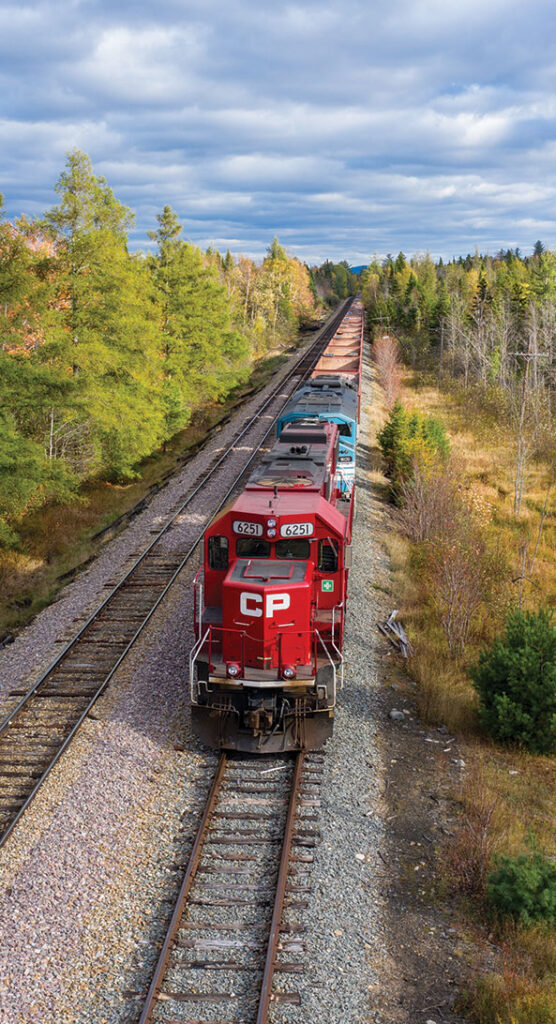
[208,535,229,570]
[318,540,338,572]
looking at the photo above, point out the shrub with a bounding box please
[486,847,556,927]
[444,763,503,898]
[398,457,462,543]
[470,607,556,754]
[464,971,556,1024]
[427,518,501,655]
[377,400,450,503]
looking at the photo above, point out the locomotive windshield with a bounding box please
[275,539,311,559]
[236,537,313,559]
[236,538,271,557]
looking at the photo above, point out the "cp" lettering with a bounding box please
[239,592,291,618]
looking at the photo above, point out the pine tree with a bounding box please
[149,207,250,437]
[41,150,164,478]
[470,607,556,754]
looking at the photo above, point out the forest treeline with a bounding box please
[0,150,357,547]
[361,247,556,513]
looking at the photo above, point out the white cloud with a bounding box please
[78,25,205,103]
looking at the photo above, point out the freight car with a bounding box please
[311,300,364,392]
[189,302,365,752]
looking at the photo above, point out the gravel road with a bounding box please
[0,332,391,1024]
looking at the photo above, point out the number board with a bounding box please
[279,522,314,538]
[233,520,263,536]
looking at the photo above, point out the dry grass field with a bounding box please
[369,369,555,1024]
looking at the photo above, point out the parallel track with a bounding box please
[0,299,352,849]
[138,752,323,1024]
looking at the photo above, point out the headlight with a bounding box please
[226,662,240,678]
[268,528,276,538]
[267,518,277,527]
[282,665,296,679]
[339,456,352,463]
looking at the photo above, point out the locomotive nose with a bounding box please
[221,558,312,673]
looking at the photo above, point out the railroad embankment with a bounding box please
[370,367,555,1024]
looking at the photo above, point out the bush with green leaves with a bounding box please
[377,400,450,503]
[470,607,556,754]
[487,846,556,926]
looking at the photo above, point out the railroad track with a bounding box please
[138,751,323,1024]
[0,299,352,849]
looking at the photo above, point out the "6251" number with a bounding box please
[280,522,314,538]
[233,520,263,536]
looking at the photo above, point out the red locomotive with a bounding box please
[190,303,364,752]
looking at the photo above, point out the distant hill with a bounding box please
[350,265,367,275]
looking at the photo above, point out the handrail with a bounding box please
[315,629,337,709]
[193,568,204,640]
[189,627,210,702]
[330,603,344,689]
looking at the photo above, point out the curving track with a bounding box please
[138,752,324,1024]
[0,299,352,849]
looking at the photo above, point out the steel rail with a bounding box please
[138,752,228,1024]
[0,299,353,849]
[256,751,304,1023]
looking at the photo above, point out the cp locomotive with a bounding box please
[190,300,364,752]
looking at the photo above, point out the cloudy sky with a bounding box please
[1,0,556,264]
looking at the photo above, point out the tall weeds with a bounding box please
[371,334,402,409]
[397,458,505,655]
[444,760,506,899]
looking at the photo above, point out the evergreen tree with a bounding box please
[149,207,250,436]
[41,150,164,478]
[470,607,556,754]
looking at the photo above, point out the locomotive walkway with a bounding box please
[0,299,353,850]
